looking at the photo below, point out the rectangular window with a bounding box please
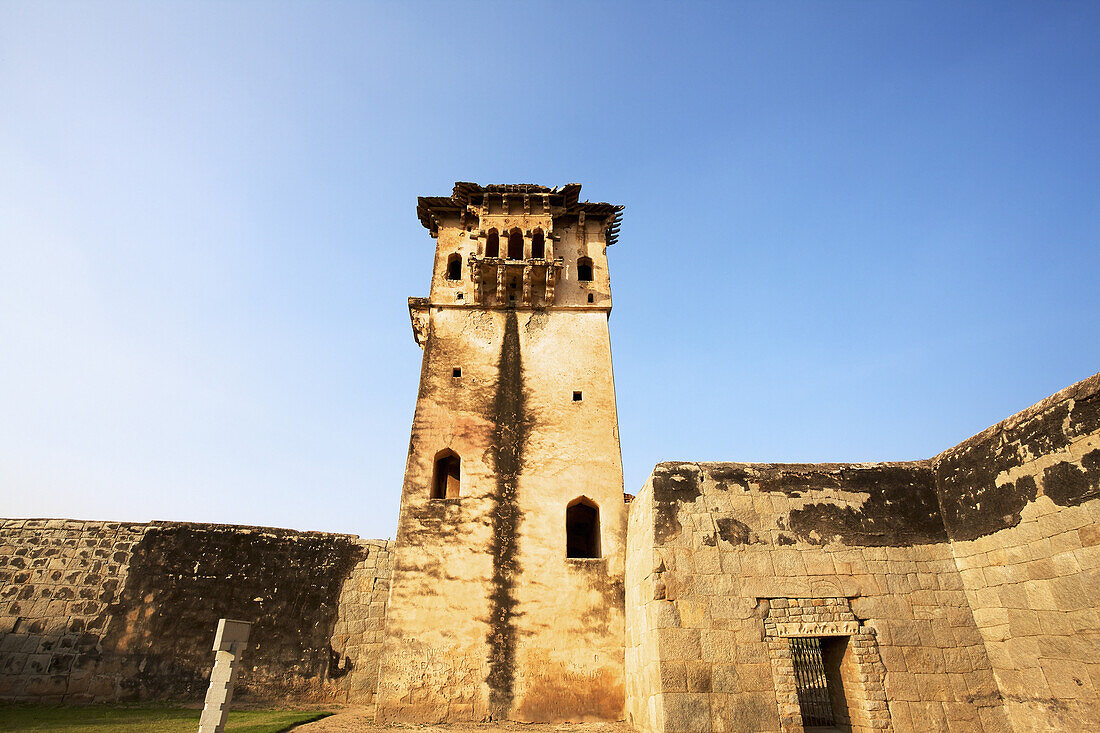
[452,368,462,378]
[573,391,583,402]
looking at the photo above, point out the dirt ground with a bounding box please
[293,707,634,733]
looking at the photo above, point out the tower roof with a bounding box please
[416,182,624,245]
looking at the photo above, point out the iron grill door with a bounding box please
[790,636,836,728]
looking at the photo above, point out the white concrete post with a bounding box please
[198,618,251,733]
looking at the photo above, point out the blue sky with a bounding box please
[1,2,1097,539]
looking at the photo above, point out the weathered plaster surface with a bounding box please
[377,187,627,723]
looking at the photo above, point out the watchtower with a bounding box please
[375,183,627,722]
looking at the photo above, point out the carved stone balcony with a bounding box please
[467,255,564,307]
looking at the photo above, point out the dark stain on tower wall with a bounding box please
[484,311,528,718]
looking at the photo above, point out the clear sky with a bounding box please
[1,2,1097,539]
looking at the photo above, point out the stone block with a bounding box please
[737,662,774,692]
[1042,658,1095,699]
[700,629,735,663]
[658,628,701,661]
[661,692,711,733]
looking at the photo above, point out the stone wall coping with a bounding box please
[932,369,1100,464]
[0,517,391,545]
[651,459,931,474]
[640,370,1100,486]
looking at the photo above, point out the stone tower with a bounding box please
[375,183,627,723]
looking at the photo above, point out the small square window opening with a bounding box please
[452,368,462,378]
[587,294,594,303]
[573,391,583,402]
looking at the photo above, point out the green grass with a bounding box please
[0,705,330,733]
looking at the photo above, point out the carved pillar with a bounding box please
[468,256,482,304]
[545,260,561,305]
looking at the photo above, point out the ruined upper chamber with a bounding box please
[410,184,623,338]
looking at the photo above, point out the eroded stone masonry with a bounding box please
[2,182,1098,733]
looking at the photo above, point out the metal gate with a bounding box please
[790,637,835,727]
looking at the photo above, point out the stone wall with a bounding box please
[625,461,1006,733]
[933,372,1100,732]
[625,486,661,731]
[0,519,391,704]
[0,519,146,701]
[626,370,1100,733]
[330,538,393,704]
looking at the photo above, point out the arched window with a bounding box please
[531,229,545,259]
[445,253,462,280]
[507,229,524,260]
[566,497,600,558]
[577,257,594,282]
[431,449,461,499]
[485,229,499,258]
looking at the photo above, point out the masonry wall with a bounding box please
[0,519,146,701]
[626,461,1007,733]
[0,519,391,704]
[932,372,1100,732]
[625,490,662,731]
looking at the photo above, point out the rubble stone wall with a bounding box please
[0,519,391,704]
[0,519,146,701]
[933,372,1100,732]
